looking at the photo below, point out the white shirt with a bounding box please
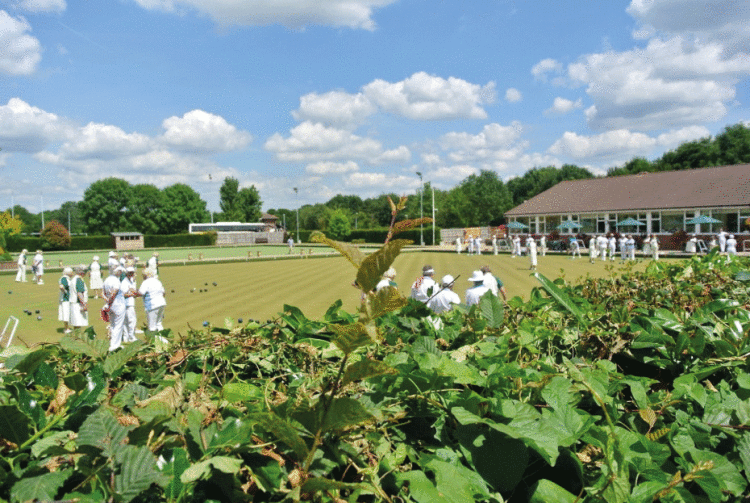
[122,276,137,307]
[17,253,25,266]
[427,288,461,314]
[104,275,125,313]
[483,272,499,296]
[139,277,166,311]
[411,276,437,303]
[727,238,737,253]
[375,278,395,292]
[465,284,490,306]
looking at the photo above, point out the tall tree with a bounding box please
[219,177,240,220]
[157,183,210,234]
[49,201,85,234]
[79,178,131,234]
[126,184,163,234]
[326,209,351,240]
[5,205,38,233]
[441,170,513,227]
[236,186,263,222]
[715,123,750,166]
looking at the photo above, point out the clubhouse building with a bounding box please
[504,164,750,238]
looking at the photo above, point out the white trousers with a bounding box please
[124,306,137,342]
[146,306,165,332]
[16,265,26,282]
[109,308,126,351]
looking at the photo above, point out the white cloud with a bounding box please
[567,35,750,130]
[0,11,42,76]
[306,161,359,175]
[505,88,522,103]
[440,122,523,151]
[0,98,72,152]
[627,0,750,53]
[161,110,252,153]
[547,125,710,162]
[57,123,153,160]
[431,164,478,182]
[13,0,66,13]
[264,121,408,165]
[545,97,583,115]
[132,0,399,30]
[531,58,562,81]
[292,91,376,128]
[363,72,496,120]
[345,171,417,190]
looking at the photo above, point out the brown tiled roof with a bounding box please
[505,164,750,216]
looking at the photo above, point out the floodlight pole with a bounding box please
[40,194,44,229]
[294,187,299,244]
[416,172,423,246]
[431,185,435,245]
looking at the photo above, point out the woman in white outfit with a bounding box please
[539,235,546,257]
[726,234,738,257]
[650,235,660,260]
[528,238,538,270]
[15,249,28,282]
[69,265,89,333]
[58,267,73,334]
[32,250,44,284]
[104,266,126,351]
[89,256,103,299]
[136,269,167,332]
[455,236,462,254]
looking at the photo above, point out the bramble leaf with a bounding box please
[368,285,408,319]
[330,322,374,354]
[249,413,309,461]
[311,235,366,268]
[356,239,411,293]
[342,359,398,387]
[392,217,433,235]
[10,469,73,503]
[0,404,31,445]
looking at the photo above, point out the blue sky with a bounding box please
[1,0,749,214]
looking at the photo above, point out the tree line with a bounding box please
[5,123,750,235]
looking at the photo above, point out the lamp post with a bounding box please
[416,172,423,246]
[294,187,299,244]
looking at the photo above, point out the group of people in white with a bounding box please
[14,249,45,284]
[35,250,166,351]
[380,264,508,316]
[455,234,546,270]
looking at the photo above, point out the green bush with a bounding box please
[145,232,217,248]
[4,235,43,253]
[69,235,113,251]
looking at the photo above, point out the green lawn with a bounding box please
[1,250,650,347]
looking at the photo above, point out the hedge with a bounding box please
[144,232,217,248]
[293,227,441,245]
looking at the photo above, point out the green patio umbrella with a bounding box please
[506,221,528,229]
[557,220,580,230]
[685,215,722,225]
[616,217,645,227]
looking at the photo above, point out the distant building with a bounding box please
[260,213,280,232]
[112,232,144,251]
[504,164,750,236]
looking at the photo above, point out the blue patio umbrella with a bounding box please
[685,215,722,225]
[616,217,645,227]
[506,221,529,229]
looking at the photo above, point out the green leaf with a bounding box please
[368,285,408,319]
[10,469,73,503]
[59,334,107,359]
[320,397,378,432]
[222,382,265,402]
[33,361,58,388]
[311,235,366,268]
[249,413,309,461]
[103,341,144,375]
[395,471,452,503]
[300,477,367,494]
[6,348,53,375]
[180,456,242,484]
[529,479,578,503]
[162,448,190,501]
[533,273,587,326]
[330,322,374,354]
[342,359,398,387]
[114,445,170,503]
[77,408,131,457]
[31,430,75,458]
[478,291,504,328]
[0,404,31,445]
[422,457,492,503]
[356,239,411,293]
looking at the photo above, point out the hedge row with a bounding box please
[4,233,217,252]
[291,227,441,245]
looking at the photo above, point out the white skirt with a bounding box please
[70,302,89,327]
[58,301,70,322]
[90,271,103,289]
